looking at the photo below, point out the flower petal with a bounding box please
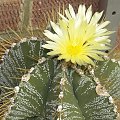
[69,4,76,18]
[50,21,63,36]
[86,5,92,23]
[97,21,110,30]
[43,4,112,66]
[90,11,103,24]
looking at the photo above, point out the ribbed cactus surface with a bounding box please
[0,39,118,120]
[0,1,120,120]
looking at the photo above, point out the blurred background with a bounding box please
[0,0,119,46]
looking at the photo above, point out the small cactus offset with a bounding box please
[0,4,120,120]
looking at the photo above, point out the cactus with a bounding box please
[0,3,120,120]
[0,38,118,120]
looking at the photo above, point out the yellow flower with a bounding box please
[42,4,112,66]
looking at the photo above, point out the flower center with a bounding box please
[67,44,81,56]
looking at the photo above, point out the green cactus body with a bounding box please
[0,39,118,120]
[95,59,120,99]
[0,2,120,120]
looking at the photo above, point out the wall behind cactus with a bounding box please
[0,0,100,33]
